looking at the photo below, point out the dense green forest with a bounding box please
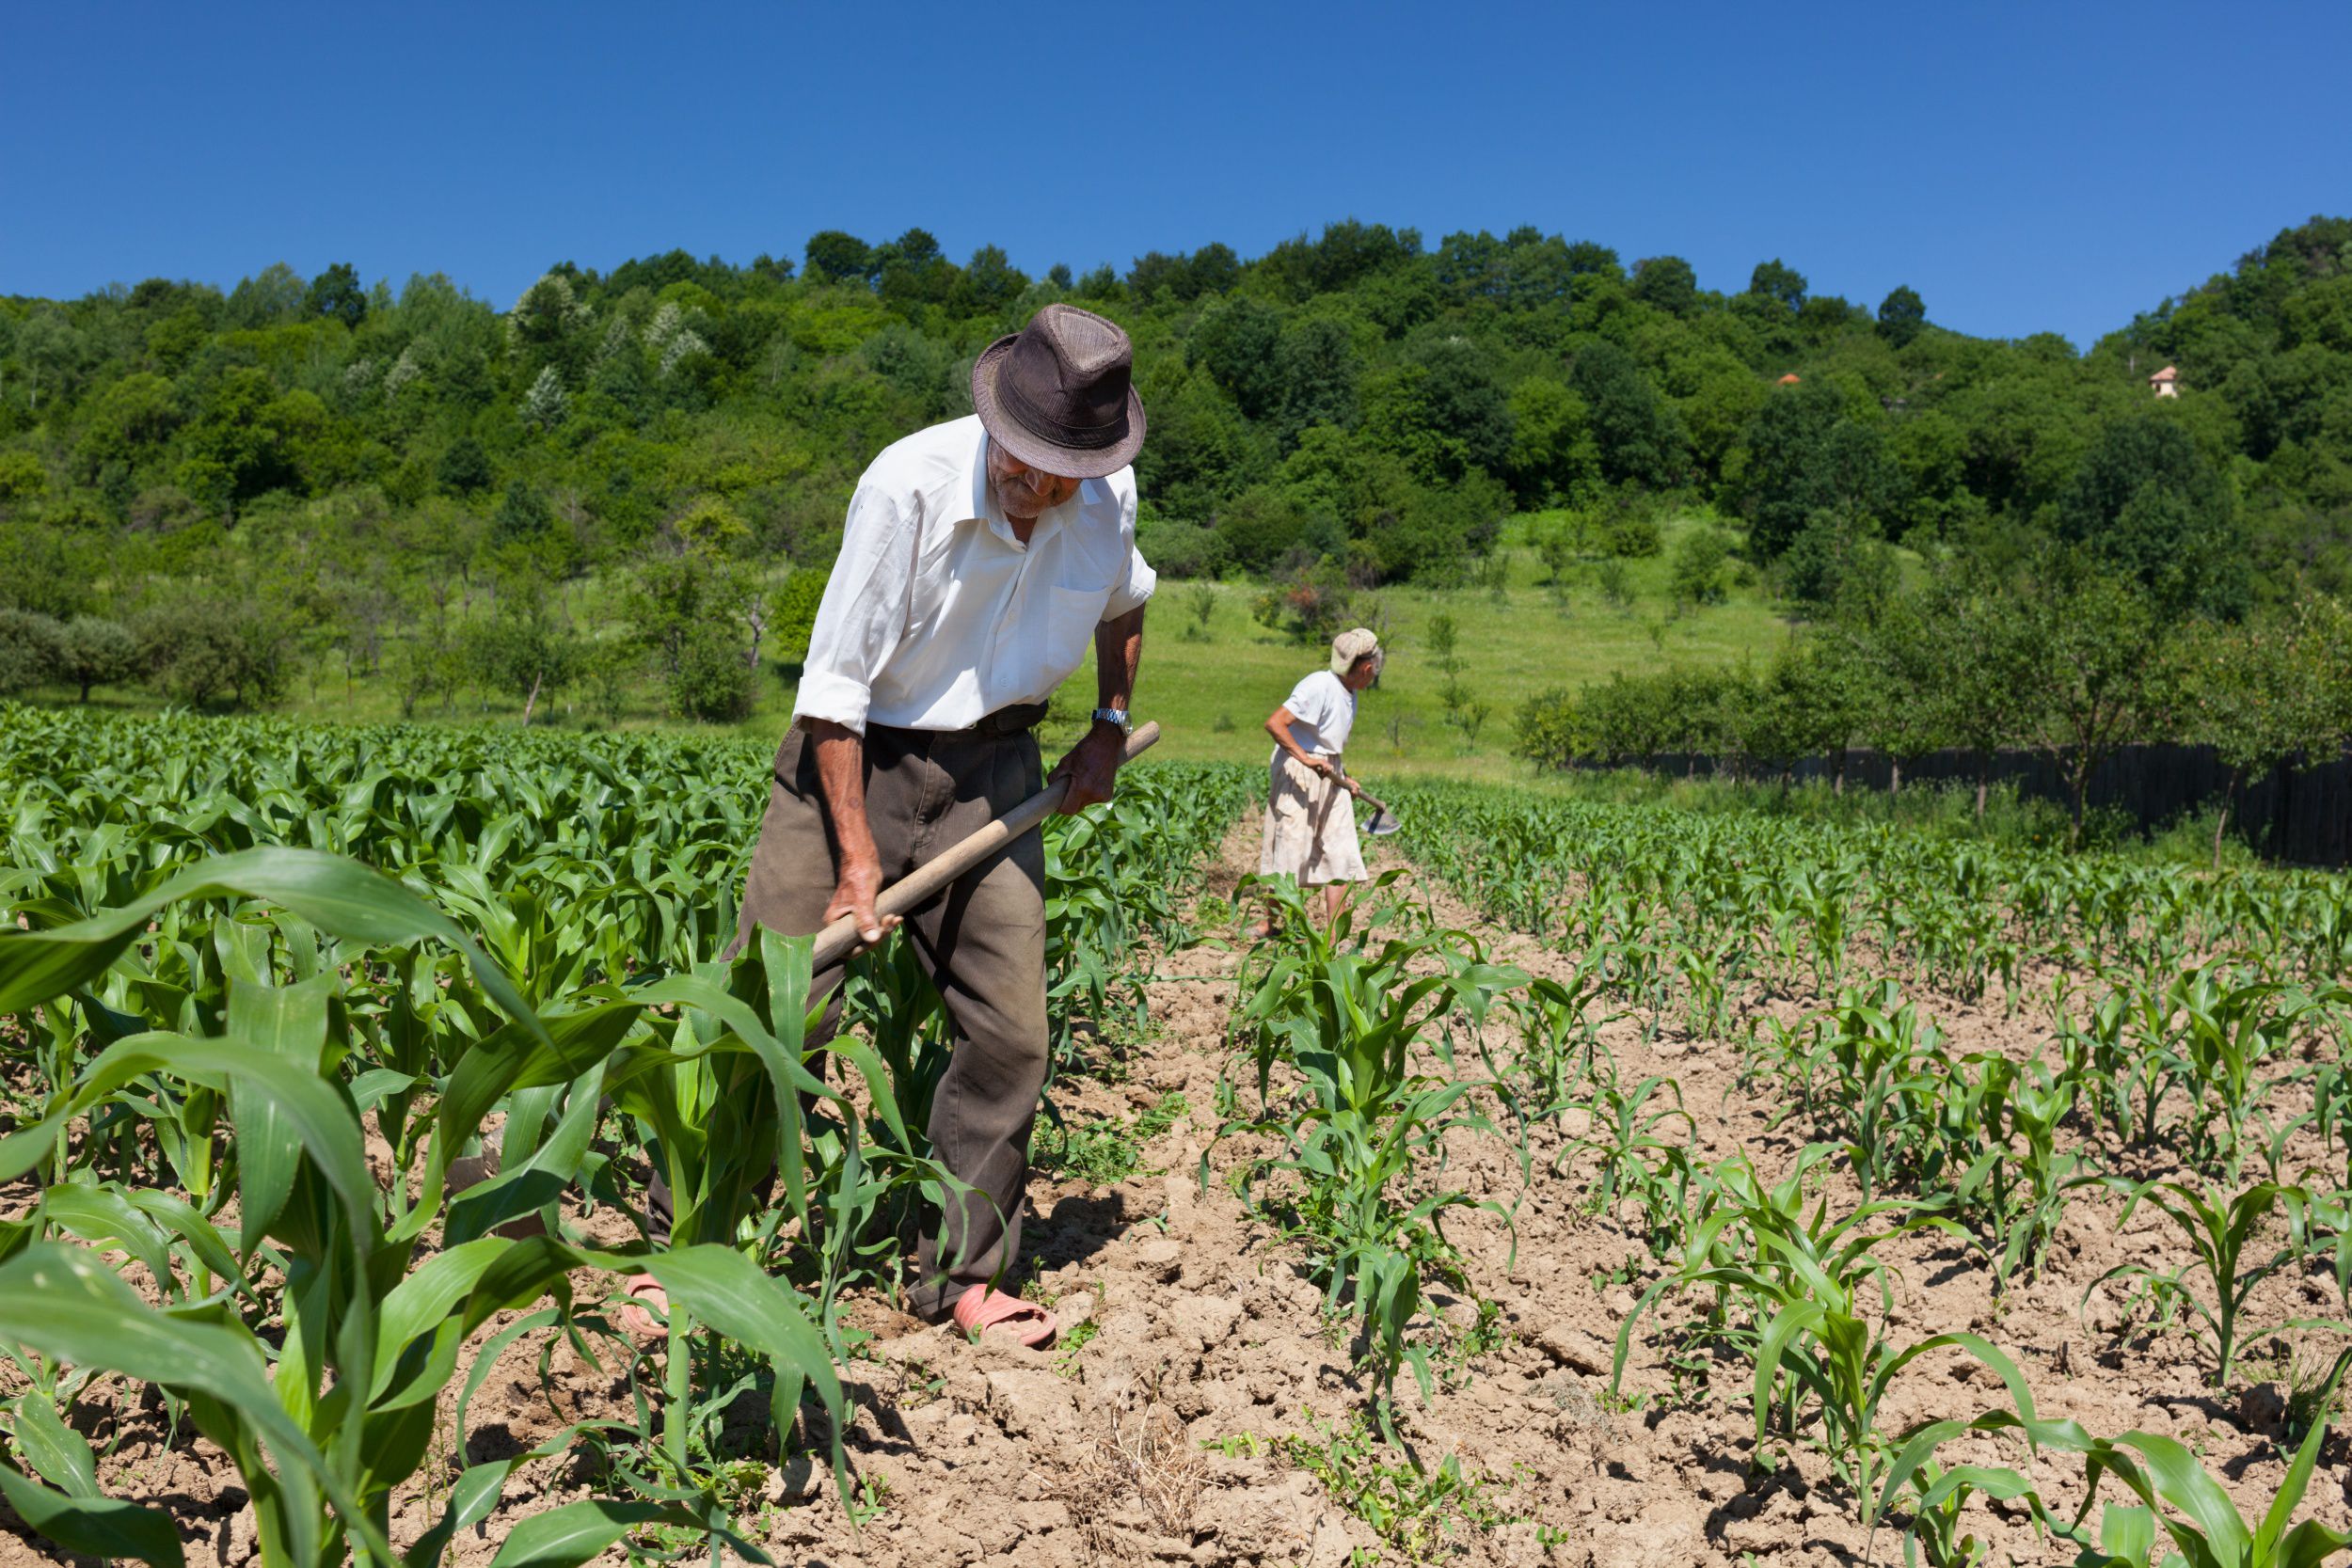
[1,216,2348,752]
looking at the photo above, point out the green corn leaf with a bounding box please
[8,1393,97,1497]
[403,1458,515,1568]
[641,1244,844,1425]
[226,972,335,1254]
[2099,1500,2156,1562]
[0,846,546,1045]
[483,1498,702,1568]
[0,1243,385,1564]
[38,1182,179,1298]
[0,1464,186,1568]
[2112,1432,2249,1565]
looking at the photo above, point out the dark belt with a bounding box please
[873,701,1050,743]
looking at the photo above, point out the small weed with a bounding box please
[849,1470,893,1527]
[1054,1319,1101,1377]
[1278,1408,1541,1562]
[1035,1093,1190,1185]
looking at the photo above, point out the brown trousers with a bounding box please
[650,713,1053,1320]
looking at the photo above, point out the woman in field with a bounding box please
[1255,627,1381,936]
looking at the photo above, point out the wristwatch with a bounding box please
[1090,706,1131,734]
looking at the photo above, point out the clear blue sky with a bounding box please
[5,0,2346,348]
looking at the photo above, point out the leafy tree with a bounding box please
[1272,318,1359,447]
[305,262,367,327]
[1748,259,1808,313]
[1629,256,1698,316]
[224,262,307,328]
[1876,285,1927,346]
[491,480,553,546]
[2020,560,2182,847]
[1567,340,1685,489]
[1187,296,1285,420]
[1668,527,1730,610]
[133,589,294,709]
[769,566,828,668]
[1780,510,1897,618]
[0,610,61,695]
[437,435,493,496]
[1846,592,1951,789]
[521,365,568,430]
[0,451,47,502]
[2177,594,2352,863]
[1502,377,1597,505]
[664,626,757,721]
[464,592,580,723]
[2056,415,2246,616]
[803,230,875,285]
[1918,563,2045,816]
[1734,382,1904,558]
[54,616,139,701]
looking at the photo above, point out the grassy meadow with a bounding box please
[37,511,1820,781]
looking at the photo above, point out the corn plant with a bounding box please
[0,849,849,1566]
[2087,1180,2350,1386]
[1216,875,1528,1422]
[1613,1152,2025,1517]
[1948,1056,2101,1290]
[1556,1074,1698,1257]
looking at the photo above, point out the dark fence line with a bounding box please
[1612,743,2352,868]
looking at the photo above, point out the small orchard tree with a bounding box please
[56,616,139,702]
[2178,594,2352,864]
[1850,592,1950,792]
[2021,559,2182,849]
[1919,563,2044,818]
[0,610,63,696]
[1668,527,1731,610]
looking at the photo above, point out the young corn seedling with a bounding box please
[2155,966,2314,1180]
[0,850,851,1567]
[2057,1353,2352,1566]
[1556,1074,1699,1258]
[1217,875,1528,1427]
[2086,1179,2350,1386]
[1614,1151,2027,1517]
[1949,1056,2101,1291]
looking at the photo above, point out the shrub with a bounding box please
[56,616,139,701]
[1515,688,1581,768]
[669,624,757,721]
[1668,528,1731,608]
[1598,499,1662,559]
[1136,516,1231,580]
[133,593,293,709]
[0,609,63,695]
[770,566,829,668]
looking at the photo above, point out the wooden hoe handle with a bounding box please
[807,721,1162,971]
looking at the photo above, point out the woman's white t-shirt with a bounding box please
[1273,670,1357,760]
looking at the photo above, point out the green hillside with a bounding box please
[1,216,2347,770]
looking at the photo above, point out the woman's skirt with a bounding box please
[1259,753,1368,885]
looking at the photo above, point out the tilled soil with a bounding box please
[7,815,2351,1567]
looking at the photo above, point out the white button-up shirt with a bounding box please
[792,415,1156,735]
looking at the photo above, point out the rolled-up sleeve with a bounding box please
[790,484,914,735]
[1104,490,1157,620]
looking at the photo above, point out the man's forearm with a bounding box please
[1095,606,1144,713]
[803,719,879,867]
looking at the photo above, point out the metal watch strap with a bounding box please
[1090,706,1131,733]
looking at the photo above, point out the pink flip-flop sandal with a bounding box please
[951,1285,1057,1348]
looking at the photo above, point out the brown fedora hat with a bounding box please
[971,303,1147,480]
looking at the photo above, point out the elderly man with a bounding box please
[623,304,1152,1349]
